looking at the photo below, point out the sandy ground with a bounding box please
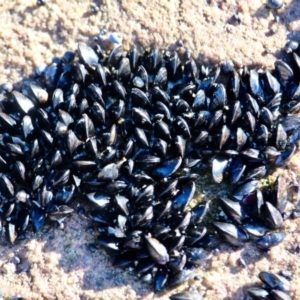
[1,0,300,299]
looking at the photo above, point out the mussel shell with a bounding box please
[247,287,270,300]
[172,182,195,211]
[259,271,290,292]
[152,157,182,179]
[212,157,228,183]
[256,232,286,249]
[270,289,292,300]
[12,91,35,114]
[78,42,99,70]
[169,291,203,300]
[144,236,169,265]
[213,222,249,247]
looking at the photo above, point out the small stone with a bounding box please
[284,40,299,53]
[35,63,47,76]
[109,32,123,44]
[266,0,284,9]
[233,13,241,24]
[177,39,184,47]
[36,0,46,5]
[212,248,220,255]
[222,59,234,73]
[58,222,64,230]
[141,273,152,283]
[264,49,271,55]
[93,35,103,42]
[1,82,13,93]
[132,76,144,88]
[10,256,21,265]
[189,285,197,292]
[90,4,99,13]
[165,50,172,58]
[100,28,107,35]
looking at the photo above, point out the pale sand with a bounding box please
[0,0,300,299]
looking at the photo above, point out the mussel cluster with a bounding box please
[1,39,300,293]
[247,271,292,300]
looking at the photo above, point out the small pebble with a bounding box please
[189,285,197,292]
[100,28,107,35]
[233,13,241,24]
[266,0,284,9]
[222,59,234,73]
[35,63,47,76]
[177,39,184,47]
[10,256,21,265]
[93,35,102,42]
[109,32,123,44]
[194,275,201,281]
[58,222,64,230]
[165,50,172,58]
[36,0,46,5]
[284,40,299,53]
[212,248,220,255]
[90,4,100,13]
[1,82,13,93]
[141,273,152,283]
[132,76,144,88]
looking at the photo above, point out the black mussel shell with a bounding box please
[2,40,300,294]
